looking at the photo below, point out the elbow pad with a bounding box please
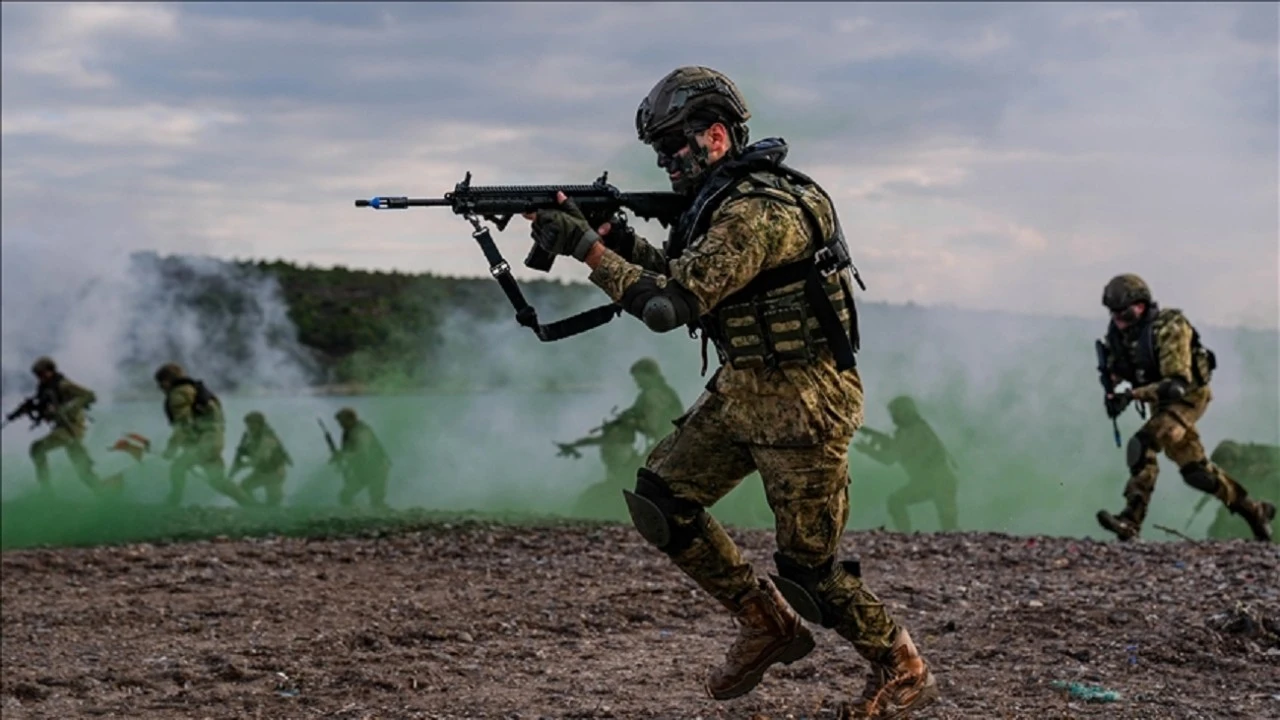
[1158,377,1189,403]
[619,273,699,333]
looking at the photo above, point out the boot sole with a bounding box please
[707,630,816,701]
[869,680,941,720]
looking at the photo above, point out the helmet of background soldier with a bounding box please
[1210,440,1242,470]
[244,411,265,428]
[335,407,358,426]
[887,395,921,425]
[1101,274,1153,312]
[31,356,57,375]
[630,357,662,377]
[154,362,185,385]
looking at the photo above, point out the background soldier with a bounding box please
[523,66,936,718]
[230,411,292,507]
[1193,440,1279,540]
[558,405,645,520]
[854,395,960,532]
[1094,274,1274,542]
[627,357,685,454]
[331,407,391,510]
[5,357,102,495]
[155,363,255,508]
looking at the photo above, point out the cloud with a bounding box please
[1,1,1275,328]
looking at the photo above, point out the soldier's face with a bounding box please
[652,125,729,191]
[1111,302,1145,329]
[34,370,51,383]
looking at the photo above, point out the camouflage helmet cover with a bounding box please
[635,66,751,144]
[335,407,357,423]
[31,356,56,374]
[244,411,265,426]
[1102,274,1152,311]
[630,357,661,376]
[154,362,185,383]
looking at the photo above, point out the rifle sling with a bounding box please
[471,221,622,342]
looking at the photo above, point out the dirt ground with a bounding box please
[2,520,1278,720]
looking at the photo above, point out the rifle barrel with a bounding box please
[355,197,453,210]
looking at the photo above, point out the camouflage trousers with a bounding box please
[642,389,898,661]
[240,466,286,507]
[1122,390,1246,526]
[887,475,958,532]
[339,466,389,509]
[30,425,100,491]
[170,437,254,507]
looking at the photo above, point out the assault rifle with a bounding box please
[354,172,686,342]
[3,394,46,430]
[318,418,345,471]
[1094,339,1145,447]
[555,405,642,459]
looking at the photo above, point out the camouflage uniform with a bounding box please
[566,358,685,519]
[21,357,102,493]
[1202,441,1279,540]
[155,363,254,508]
[628,357,685,454]
[1095,275,1275,542]
[333,407,391,510]
[231,411,292,507]
[527,67,936,718]
[854,396,959,532]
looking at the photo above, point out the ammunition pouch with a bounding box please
[770,552,862,628]
[702,268,855,372]
[623,468,706,555]
[1179,460,1220,494]
[1127,430,1157,474]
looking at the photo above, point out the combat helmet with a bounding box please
[887,395,920,424]
[244,411,265,427]
[335,407,358,425]
[154,362,185,384]
[31,356,56,375]
[630,357,662,377]
[1101,274,1153,312]
[635,66,751,147]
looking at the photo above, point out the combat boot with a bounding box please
[841,628,939,719]
[1096,509,1140,541]
[705,578,815,700]
[1231,498,1276,542]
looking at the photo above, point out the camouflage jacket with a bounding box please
[35,374,96,431]
[1104,306,1215,409]
[626,383,684,444]
[860,420,957,481]
[589,147,863,446]
[163,380,225,452]
[340,421,391,475]
[234,424,291,473]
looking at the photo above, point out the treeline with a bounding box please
[135,254,602,389]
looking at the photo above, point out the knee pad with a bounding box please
[1179,460,1220,494]
[1126,430,1156,474]
[622,468,706,555]
[770,552,862,628]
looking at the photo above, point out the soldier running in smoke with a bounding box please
[155,362,256,507]
[854,395,960,532]
[229,411,292,507]
[324,407,392,510]
[4,356,104,496]
[523,65,937,717]
[557,358,684,519]
[1093,274,1274,542]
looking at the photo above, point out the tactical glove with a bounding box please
[1104,393,1132,419]
[530,198,600,261]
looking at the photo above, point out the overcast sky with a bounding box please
[2,2,1276,328]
